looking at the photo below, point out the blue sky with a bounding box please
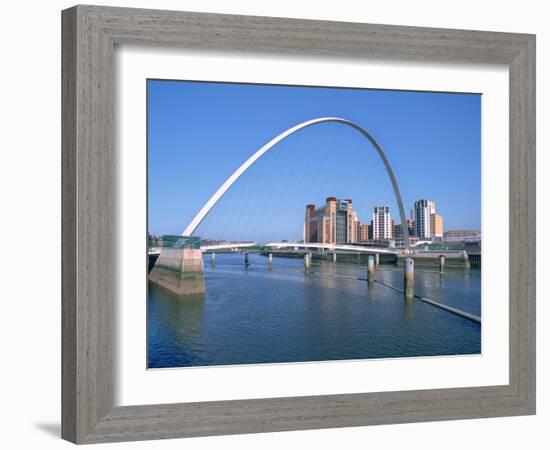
[148,79,481,241]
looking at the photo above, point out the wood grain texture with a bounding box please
[61,7,77,443]
[61,4,536,444]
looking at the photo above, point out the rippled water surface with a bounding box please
[147,253,481,368]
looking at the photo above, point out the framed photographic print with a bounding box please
[62,5,536,444]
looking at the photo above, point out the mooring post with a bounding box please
[244,252,249,266]
[404,257,415,298]
[268,252,273,269]
[439,255,445,274]
[304,253,311,269]
[211,252,216,265]
[367,255,375,283]
[375,253,380,267]
[333,253,337,263]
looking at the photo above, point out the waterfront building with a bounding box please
[372,206,392,240]
[392,235,420,248]
[393,219,414,239]
[406,219,414,237]
[413,199,436,238]
[393,222,403,238]
[444,230,481,241]
[393,223,401,238]
[305,197,358,244]
[409,213,416,237]
[430,213,444,238]
[355,220,370,242]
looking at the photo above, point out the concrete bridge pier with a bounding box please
[148,235,205,296]
[211,252,216,265]
[332,253,337,263]
[404,257,415,298]
[367,256,375,284]
[462,250,471,269]
[268,252,273,269]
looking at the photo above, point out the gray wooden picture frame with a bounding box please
[61,5,536,444]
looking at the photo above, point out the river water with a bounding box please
[147,253,481,368]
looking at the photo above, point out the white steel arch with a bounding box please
[182,117,411,251]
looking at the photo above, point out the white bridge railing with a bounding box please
[200,242,257,251]
[151,242,400,255]
[265,242,399,255]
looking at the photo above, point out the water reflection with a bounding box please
[147,283,206,367]
[404,296,416,320]
[147,253,481,368]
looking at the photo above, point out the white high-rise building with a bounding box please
[413,199,436,238]
[372,206,392,240]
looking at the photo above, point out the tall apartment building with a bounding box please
[372,206,392,240]
[305,197,358,244]
[413,199,436,238]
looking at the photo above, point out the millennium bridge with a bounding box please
[149,117,470,301]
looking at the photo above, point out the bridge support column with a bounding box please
[332,253,337,263]
[462,250,471,269]
[268,253,273,269]
[375,253,380,267]
[211,252,216,265]
[367,256,375,283]
[149,236,205,296]
[404,257,415,298]
[439,255,445,274]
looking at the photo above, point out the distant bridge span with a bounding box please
[182,117,411,252]
[200,242,257,252]
[265,242,399,255]
[197,242,399,254]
